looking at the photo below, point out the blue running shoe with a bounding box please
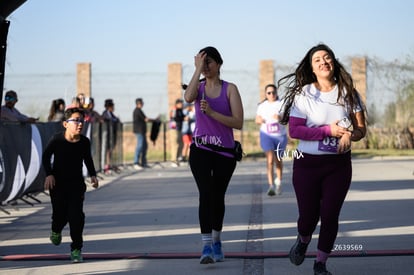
[212,241,224,262]
[200,245,214,264]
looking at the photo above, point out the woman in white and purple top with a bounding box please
[184,46,244,265]
[278,44,366,275]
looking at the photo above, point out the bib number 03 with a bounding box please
[318,137,339,153]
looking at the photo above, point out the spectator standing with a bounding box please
[42,107,99,263]
[0,90,38,123]
[181,102,195,162]
[101,99,120,174]
[47,98,66,122]
[84,97,102,123]
[255,84,288,196]
[77,93,86,109]
[184,46,244,264]
[133,98,158,169]
[67,96,81,110]
[170,98,186,163]
[278,43,367,275]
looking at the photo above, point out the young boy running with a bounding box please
[42,107,99,263]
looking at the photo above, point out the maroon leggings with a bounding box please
[292,151,352,253]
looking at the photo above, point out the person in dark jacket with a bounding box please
[170,98,186,162]
[133,98,158,169]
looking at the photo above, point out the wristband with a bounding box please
[352,128,364,139]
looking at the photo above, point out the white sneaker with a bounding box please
[133,164,143,170]
[274,178,282,195]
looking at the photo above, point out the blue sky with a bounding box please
[3,0,414,120]
[6,0,414,74]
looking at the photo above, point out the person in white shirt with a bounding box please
[255,84,287,196]
[278,43,366,275]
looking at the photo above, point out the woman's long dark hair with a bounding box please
[48,98,65,121]
[278,43,365,125]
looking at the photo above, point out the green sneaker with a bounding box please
[49,231,62,246]
[70,249,83,263]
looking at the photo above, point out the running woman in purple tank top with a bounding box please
[184,46,244,264]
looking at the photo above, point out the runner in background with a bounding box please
[255,84,287,196]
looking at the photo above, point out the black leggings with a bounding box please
[176,130,184,160]
[50,186,86,251]
[292,151,352,253]
[189,144,237,233]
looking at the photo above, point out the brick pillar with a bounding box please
[259,60,275,101]
[167,63,183,161]
[77,63,91,97]
[351,57,367,105]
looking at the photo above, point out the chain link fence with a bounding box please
[4,56,414,151]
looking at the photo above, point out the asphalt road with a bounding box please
[1,157,413,275]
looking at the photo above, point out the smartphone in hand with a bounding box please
[337,117,352,129]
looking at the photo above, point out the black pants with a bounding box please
[189,144,237,233]
[176,130,184,160]
[50,184,86,251]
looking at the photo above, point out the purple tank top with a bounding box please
[192,80,235,157]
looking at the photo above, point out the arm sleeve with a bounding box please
[15,110,29,121]
[83,138,97,177]
[289,116,331,141]
[42,137,55,176]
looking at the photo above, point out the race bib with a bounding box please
[266,122,280,134]
[318,137,339,153]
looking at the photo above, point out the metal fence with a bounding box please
[3,56,414,159]
[6,57,413,124]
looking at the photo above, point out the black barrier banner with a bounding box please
[0,120,122,204]
[0,121,62,204]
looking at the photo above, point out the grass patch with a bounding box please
[244,149,414,160]
[351,149,414,158]
[123,148,414,163]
